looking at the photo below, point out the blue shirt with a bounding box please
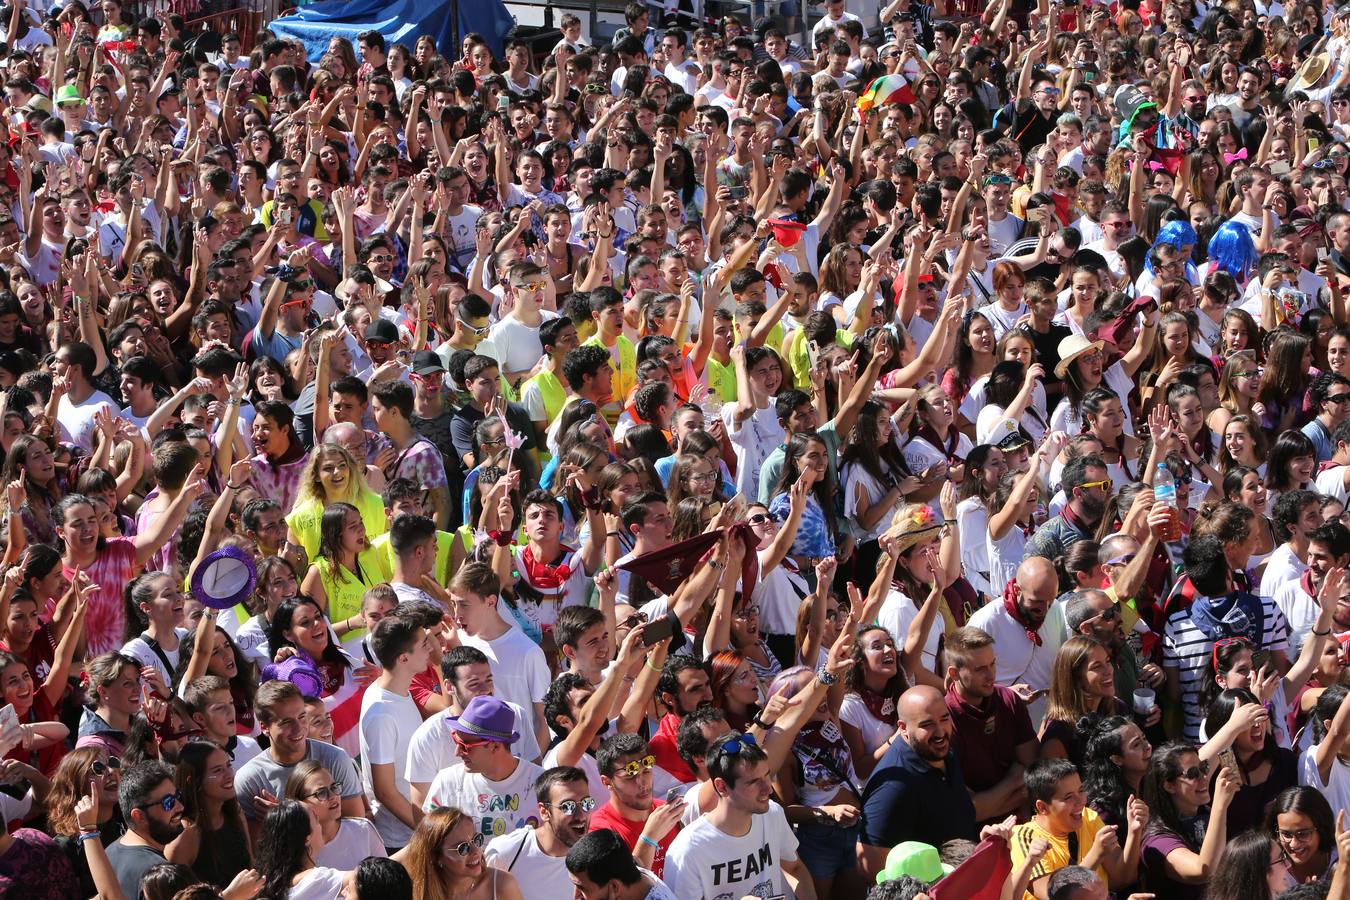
[858,734,977,849]
[768,491,835,559]
[1302,417,1335,463]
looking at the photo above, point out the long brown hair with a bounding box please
[1044,635,1111,726]
[46,747,105,837]
[403,807,474,900]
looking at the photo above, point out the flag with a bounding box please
[617,522,760,596]
[857,74,916,115]
[1152,146,1185,175]
[929,837,1014,900]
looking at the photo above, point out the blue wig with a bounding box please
[1154,220,1198,252]
[1206,222,1259,284]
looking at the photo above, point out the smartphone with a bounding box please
[1310,137,1322,152]
[1269,160,1292,176]
[666,787,685,803]
[1217,747,1238,773]
[497,94,509,112]
[1319,247,1330,261]
[727,186,749,200]
[1251,648,1273,673]
[130,262,144,280]
[643,615,675,646]
[278,208,292,226]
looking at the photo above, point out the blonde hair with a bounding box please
[294,443,370,508]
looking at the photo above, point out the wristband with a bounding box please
[751,713,771,729]
[816,667,839,686]
[78,831,100,843]
[1314,627,1333,636]
[639,835,661,849]
[646,660,663,674]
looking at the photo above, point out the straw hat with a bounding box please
[1290,52,1331,94]
[884,503,944,554]
[1054,333,1106,379]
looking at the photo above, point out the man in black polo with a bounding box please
[856,685,977,881]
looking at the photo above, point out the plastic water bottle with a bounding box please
[1152,463,1182,541]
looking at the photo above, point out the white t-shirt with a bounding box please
[286,867,346,900]
[460,624,550,741]
[663,802,799,900]
[58,388,120,452]
[956,497,992,598]
[485,826,566,897]
[120,628,191,686]
[967,599,1068,726]
[479,312,559,376]
[839,693,893,759]
[843,462,902,544]
[422,759,546,841]
[724,402,785,500]
[313,817,386,870]
[405,703,541,791]
[1317,466,1350,503]
[877,588,944,676]
[358,686,424,848]
[1259,544,1307,600]
[1300,742,1350,818]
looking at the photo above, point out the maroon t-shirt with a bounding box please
[588,799,680,878]
[944,683,1036,793]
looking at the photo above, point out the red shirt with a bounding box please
[0,624,55,695]
[588,799,680,878]
[410,666,442,714]
[649,713,695,783]
[944,682,1035,796]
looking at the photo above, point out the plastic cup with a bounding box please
[1133,687,1156,716]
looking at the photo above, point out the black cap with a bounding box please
[411,350,445,375]
[364,318,399,343]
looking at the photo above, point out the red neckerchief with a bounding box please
[1302,568,1318,599]
[1003,580,1043,646]
[856,684,899,727]
[1060,501,1093,535]
[520,544,574,589]
[913,421,959,457]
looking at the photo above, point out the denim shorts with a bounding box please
[795,820,858,879]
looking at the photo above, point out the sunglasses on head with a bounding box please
[715,732,760,759]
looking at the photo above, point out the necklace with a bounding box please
[451,872,484,900]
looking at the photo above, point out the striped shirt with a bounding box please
[1163,597,1289,740]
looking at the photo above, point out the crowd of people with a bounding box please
[13,0,1350,897]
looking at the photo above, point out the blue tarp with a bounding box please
[270,0,515,62]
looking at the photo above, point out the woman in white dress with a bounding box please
[953,444,1009,598]
[286,760,386,872]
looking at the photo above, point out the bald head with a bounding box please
[897,685,952,764]
[1014,556,1058,631]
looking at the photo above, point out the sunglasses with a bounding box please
[448,832,485,856]
[512,280,547,292]
[138,790,184,813]
[90,756,122,777]
[1079,479,1113,492]
[747,512,782,526]
[1328,394,1350,405]
[1091,605,1120,622]
[544,797,597,816]
[620,611,649,630]
[452,731,496,752]
[733,604,760,620]
[1176,761,1210,781]
[462,321,490,337]
[615,754,656,778]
